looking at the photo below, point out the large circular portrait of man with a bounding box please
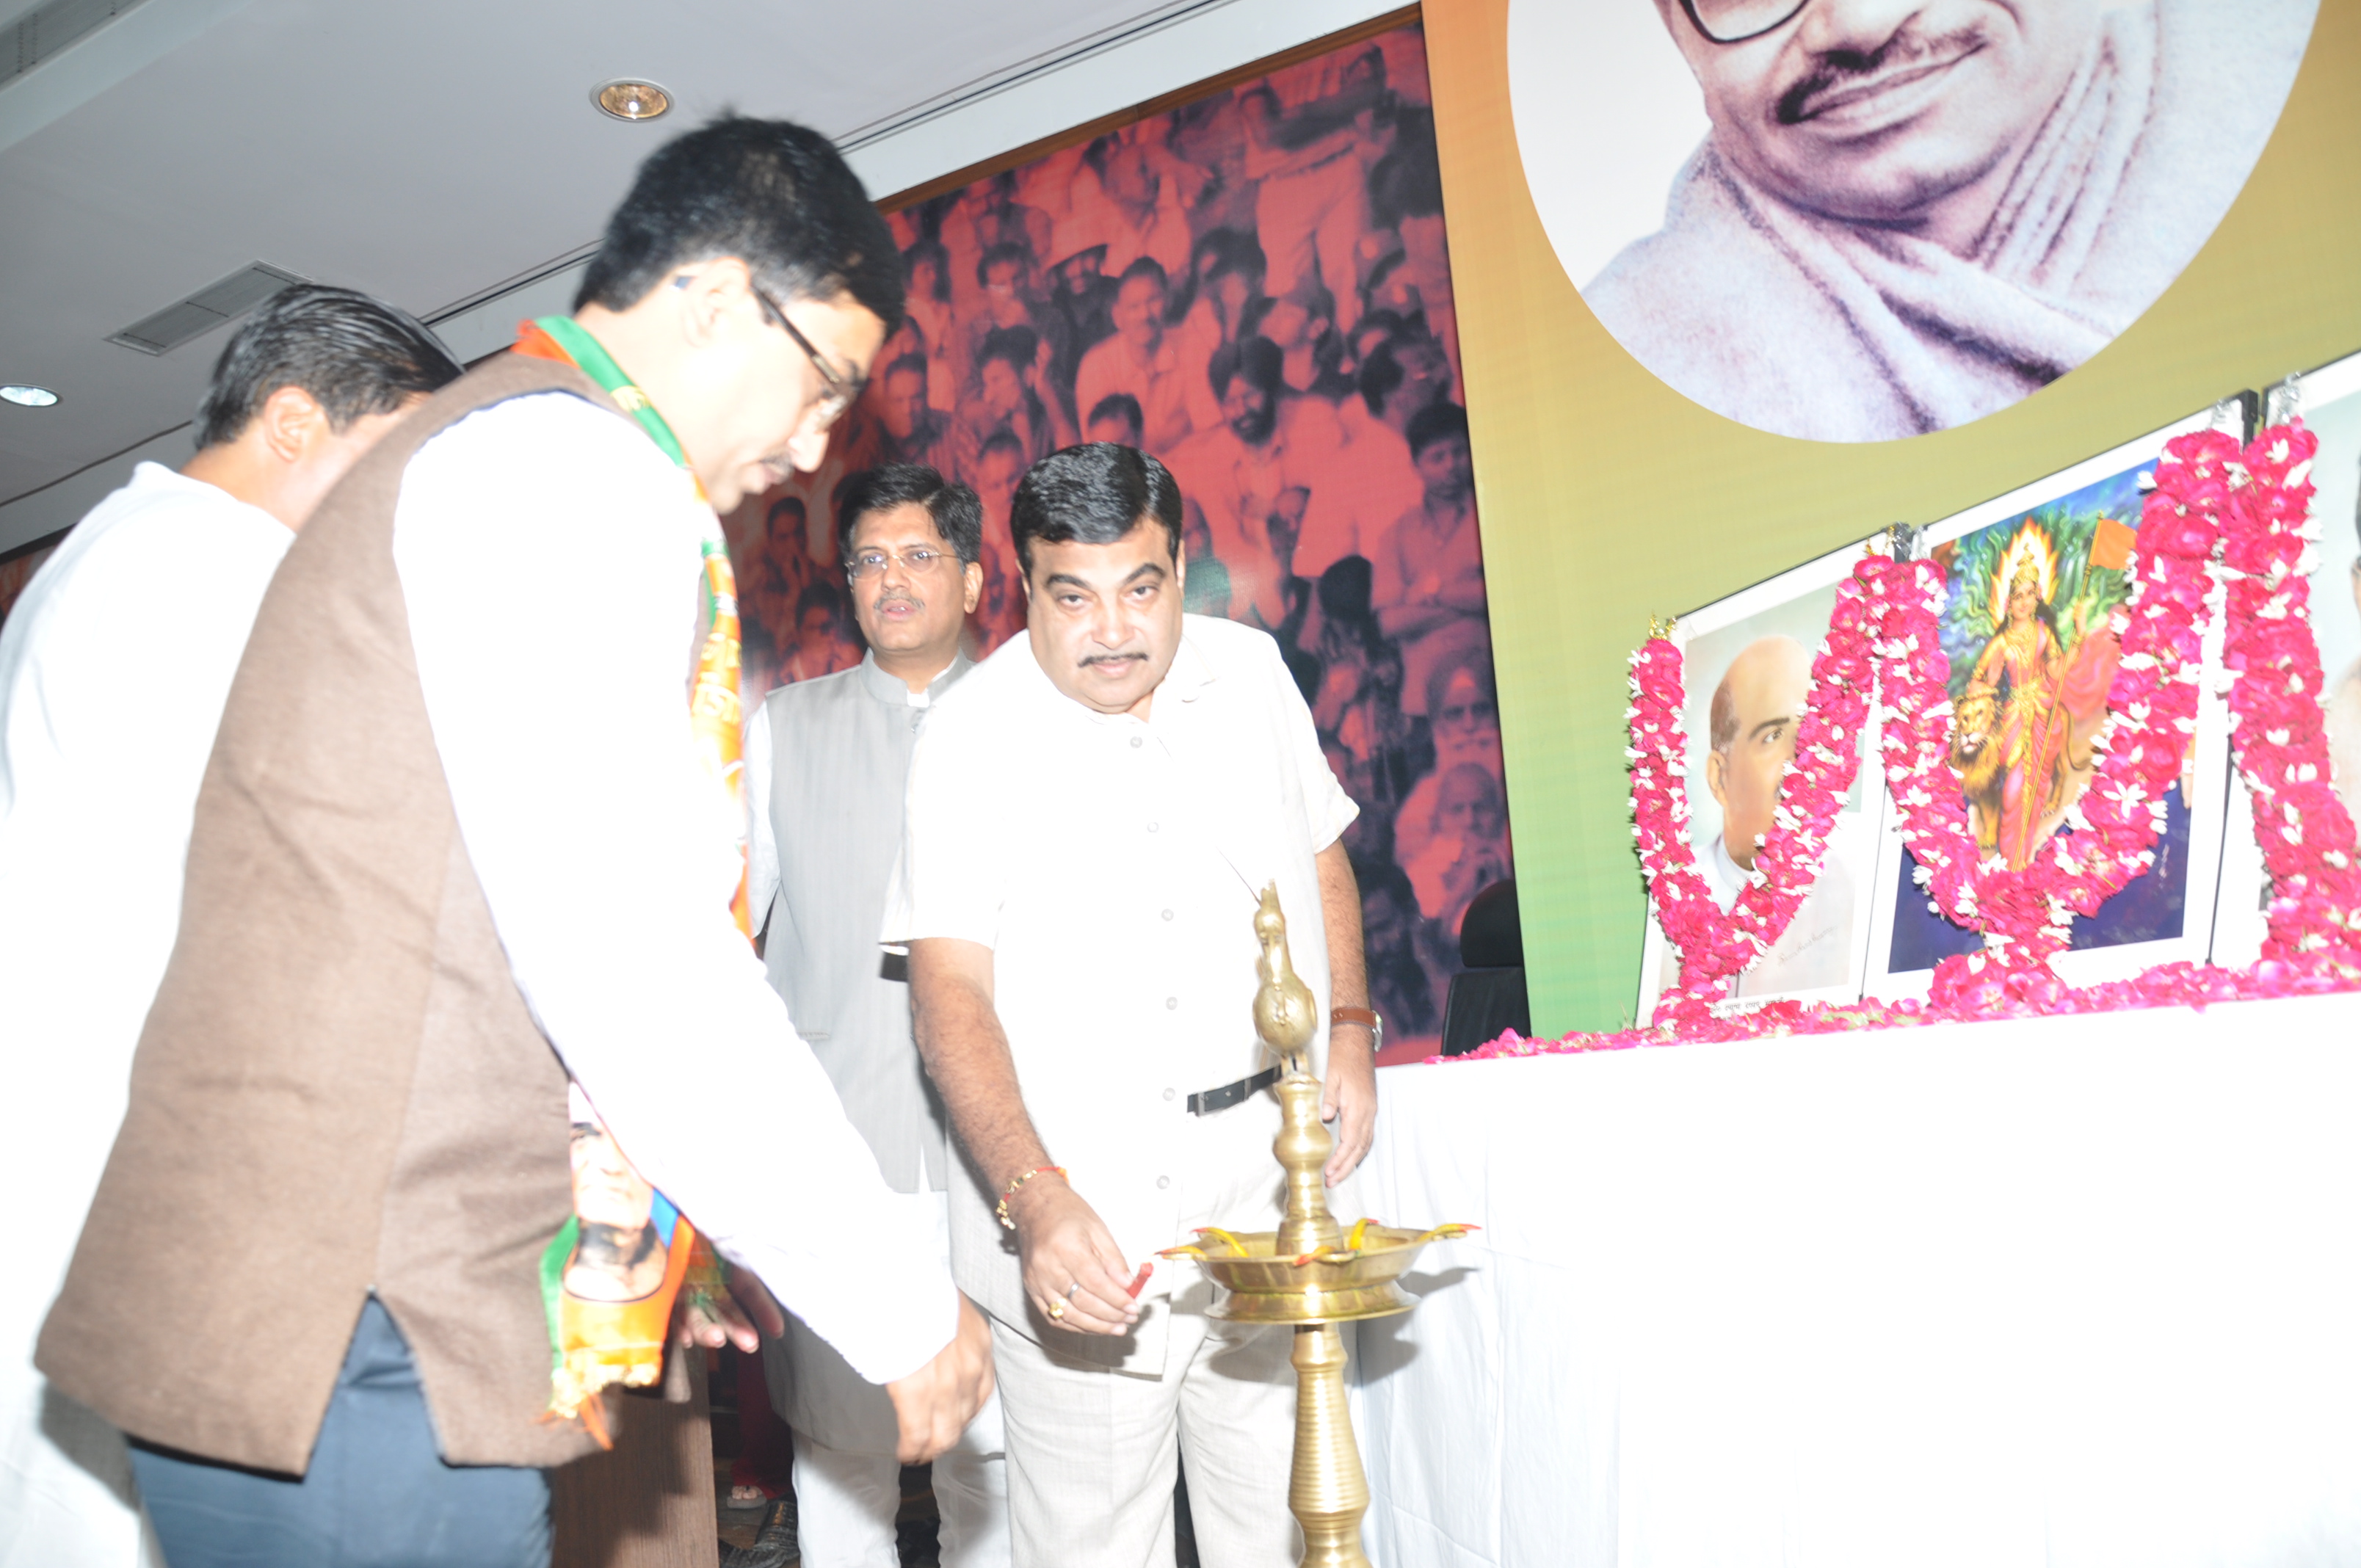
[1509,0,2318,442]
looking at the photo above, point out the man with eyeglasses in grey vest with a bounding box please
[744,463,1010,1567]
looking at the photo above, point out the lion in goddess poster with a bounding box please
[1940,509,2137,871]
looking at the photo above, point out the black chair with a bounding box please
[1439,879,1529,1056]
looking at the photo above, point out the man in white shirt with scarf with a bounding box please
[37,117,991,1568]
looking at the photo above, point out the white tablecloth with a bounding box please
[1354,992,2361,1568]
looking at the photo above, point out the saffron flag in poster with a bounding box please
[722,20,1500,1048]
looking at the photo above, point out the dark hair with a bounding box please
[1317,555,1375,623]
[1708,676,1739,757]
[1368,108,1444,229]
[193,284,460,449]
[882,351,929,385]
[767,494,807,521]
[1358,341,1405,415]
[978,429,1028,465]
[1115,256,1169,294]
[794,578,844,622]
[1172,227,1263,316]
[1086,392,1145,440]
[1406,401,1470,458]
[1208,335,1283,399]
[976,324,1038,377]
[1009,443,1182,576]
[575,115,904,338]
[835,463,984,566]
[1205,230,1268,287]
[903,237,952,301]
[976,242,1031,288]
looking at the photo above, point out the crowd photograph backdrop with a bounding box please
[1423,0,2361,1035]
[718,12,1498,1050]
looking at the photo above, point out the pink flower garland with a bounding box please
[1873,429,2227,1001]
[1457,422,2361,1065]
[1628,573,1876,1023]
[2220,424,2361,959]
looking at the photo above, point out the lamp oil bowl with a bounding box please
[1158,884,1468,1568]
[1165,1219,1472,1326]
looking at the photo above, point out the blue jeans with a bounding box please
[131,1298,551,1568]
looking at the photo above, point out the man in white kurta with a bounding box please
[888,443,1379,1566]
[0,285,461,1567]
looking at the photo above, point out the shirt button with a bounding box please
[1147,821,1159,833]
[1156,1175,1171,1190]
[1161,909,1174,921]
[1163,1086,1176,1101]
[1130,735,1144,749]
[1165,996,1178,1011]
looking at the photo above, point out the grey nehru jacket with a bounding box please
[747,650,971,1191]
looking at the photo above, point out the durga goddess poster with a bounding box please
[1886,465,2194,971]
[1942,512,2132,871]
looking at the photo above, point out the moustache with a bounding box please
[1078,650,1147,668]
[871,591,923,614]
[1776,22,1990,126]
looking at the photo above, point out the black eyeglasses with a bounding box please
[750,280,866,429]
[1678,0,1808,45]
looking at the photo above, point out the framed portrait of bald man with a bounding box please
[2211,351,2361,967]
[1509,0,2317,441]
[1863,403,2242,998]
[1636,540,1889,1023]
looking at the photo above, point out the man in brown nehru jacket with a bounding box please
[38,117,991,1568]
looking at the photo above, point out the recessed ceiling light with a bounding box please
[593,79,672,122]
[0,385,59,408]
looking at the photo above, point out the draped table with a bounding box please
[1352,992,2361,1568]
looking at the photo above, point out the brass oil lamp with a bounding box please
[1162,885,1468,1568]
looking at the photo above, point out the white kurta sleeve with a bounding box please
[881,696,1011,951]
[394,393,957,1386]
[1267,634,1359,851]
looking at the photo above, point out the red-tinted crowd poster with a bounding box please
[722,19,1504,1049]
[0,537,59,628]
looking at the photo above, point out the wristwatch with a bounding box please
[1331,1005,1383,1054]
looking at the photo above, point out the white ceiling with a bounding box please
[0,0,1400,547]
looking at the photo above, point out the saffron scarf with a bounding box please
[515,316,750,1438]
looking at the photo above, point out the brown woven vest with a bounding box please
[38,354,640,1475]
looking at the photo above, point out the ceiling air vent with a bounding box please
[106,262,307,356]
[4,0,153,91]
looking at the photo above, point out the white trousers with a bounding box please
[1254,152,1370,338]
[991,1310,1299,1568]
[791,1388,1009,1568]
[0,1368,163,1568]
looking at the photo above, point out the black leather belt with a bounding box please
[1187,1066,1281,1117]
